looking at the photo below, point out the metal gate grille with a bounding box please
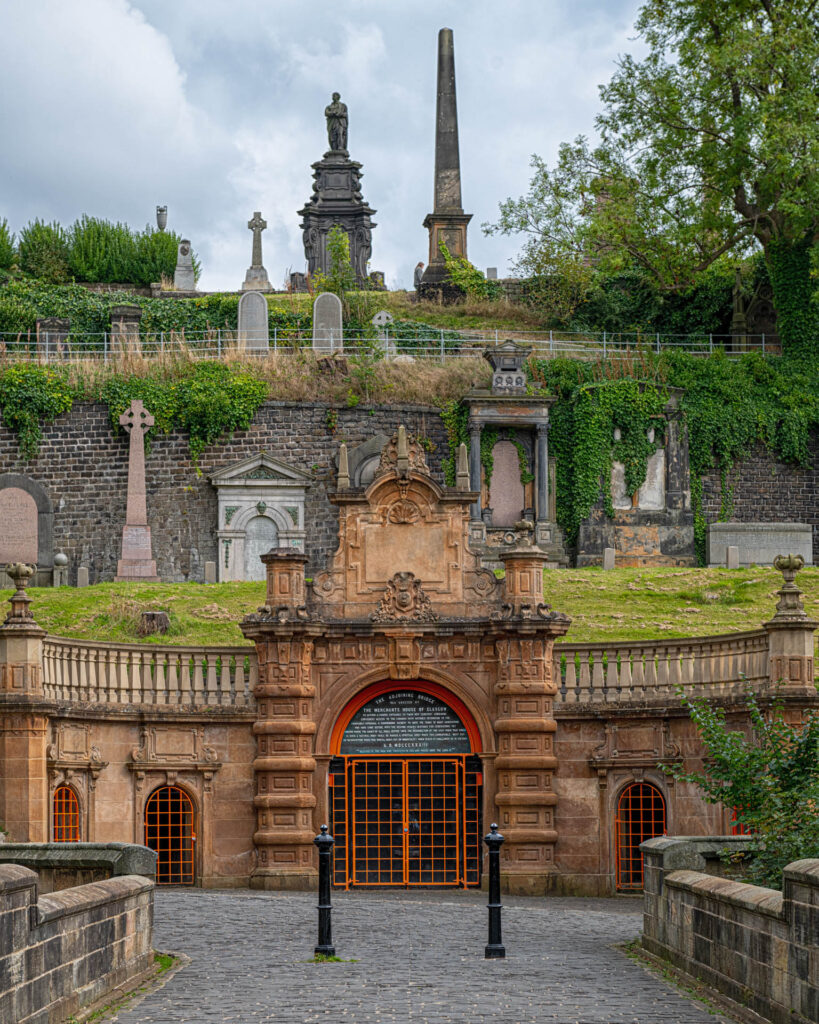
[614,782,666,890]
[330,755,482,888]
[144,785,195,885]
[53,785,80,842]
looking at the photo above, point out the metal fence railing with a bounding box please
[0,327,776,363]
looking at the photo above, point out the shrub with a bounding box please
[18,220,70,283]
[0,218,16,271]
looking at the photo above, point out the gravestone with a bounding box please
[36,317,70,359]
[486,267,498,280]
[313,293,343,353]
[489,441,524,528]
[238,291,269,351]
[603,547,616,570]
[116,399,159,581]
[77,566,89,587]
[242,212,272,292]
[174,239,195,290]
[243,516,278,581]
[289,272,308,293]
[371,309,395,355]
[52,552,68,587]
[110,306,142,355]
[0,487,38,564]
[726,545,739,569]
[204,561,216,584]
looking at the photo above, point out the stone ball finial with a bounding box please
[54,552,69,567]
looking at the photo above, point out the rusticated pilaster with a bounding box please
[493,634,559,895]
[250,637,318,889]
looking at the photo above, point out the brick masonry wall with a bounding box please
[642,838,819,1024]
[701,437,819,563]
[0,864,154,1024]
[0,401,448,583]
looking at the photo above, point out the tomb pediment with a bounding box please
[210,453,311,487]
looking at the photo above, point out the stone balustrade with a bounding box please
[553,629,770,704]
[42,637,258,708]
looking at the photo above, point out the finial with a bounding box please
[4,562,37,625]
[772,553,808,620]
[396,425,409,477]
[337,443,350,489]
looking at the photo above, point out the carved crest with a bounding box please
[375,430,430,478]
[371,572,438,622]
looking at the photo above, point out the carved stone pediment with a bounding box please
[371,573,438,623]
[590,719,682,782]
[375,433,429,478]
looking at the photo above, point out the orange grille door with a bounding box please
[144,785,195,885]
[615,782,666,890]
[330,755,481,889]
[53,786,80,842]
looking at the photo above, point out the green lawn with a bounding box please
[4,566,810,647]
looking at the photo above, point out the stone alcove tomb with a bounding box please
[0,474,54,586]
[210,453,311,582]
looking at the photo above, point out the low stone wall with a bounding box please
[0,842,156,893]
[0,863,154,1024]
[642,836,819,1024]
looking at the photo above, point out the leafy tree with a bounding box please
[18,220,70,283]
[486,0,819,357]
[0,218,16,272]
[664,686,819,888]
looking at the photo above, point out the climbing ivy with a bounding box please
[0,364,74,459]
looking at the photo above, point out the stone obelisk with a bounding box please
[420,27,472,297]
[116,399,159,582]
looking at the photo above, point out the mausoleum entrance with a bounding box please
[328,682,482,889]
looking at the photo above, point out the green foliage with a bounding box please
[67,217,188,287]
[440,399,470,485]
[0,219,16,272]
[486,0,819,355]
[664,685,819,889]
[0,364,74,459]
[311,224,377,328]
[18,220,70,283]
[99,362,268,465]
[439,241,501,301]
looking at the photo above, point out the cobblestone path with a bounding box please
[113,889,736,1024]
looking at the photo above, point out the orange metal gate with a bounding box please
[330,755,482,888]
[614,781,666,890]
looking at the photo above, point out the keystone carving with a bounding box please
[371,572,438,623]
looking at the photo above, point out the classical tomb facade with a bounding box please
[1,433,817,896]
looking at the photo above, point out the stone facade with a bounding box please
[0,864,154,1024]
[642,837,819,1024]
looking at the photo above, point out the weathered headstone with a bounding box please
[52,552,68,587]
[486,267,498,280]
[371,309,395,355]
[204,561,217,584]
[174,239,195,290]
[242,212,272,292]
[726,545,740,570]
[603,547,616,570]
[77,566,89,587]
[490,441,524,528]
[110,305,142,355]
[313,293,343,353]
[238,291,269,351]
[290,271,308,293]
[116,399,159,582]
[36,317,70,359]
[0,487,38,565]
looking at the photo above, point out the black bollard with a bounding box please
[314,824,336,957]
[484,822,506,959]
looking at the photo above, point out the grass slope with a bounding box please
[7,566,811,647]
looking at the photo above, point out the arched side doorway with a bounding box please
[53,785,80,842]
[614,781,666,890]
[144,785,195,885]
[329,681,483,889]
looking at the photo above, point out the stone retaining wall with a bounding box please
[642,836,819,1024]
[0,863,154,1024]
[0,842,156,893]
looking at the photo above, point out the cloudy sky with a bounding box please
[1,0,644,291]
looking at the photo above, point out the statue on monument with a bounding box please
[325,92,348,152]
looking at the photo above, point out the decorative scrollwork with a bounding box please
[387,500,421,524]
[371,572,438,622]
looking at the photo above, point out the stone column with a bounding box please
[492,549,570,894]
[763,554,818,693]
[0,563,49,842]
[468,419,482,521]
[535,423,549,522]
[251,550,317,889]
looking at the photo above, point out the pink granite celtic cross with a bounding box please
[116,400,159,581]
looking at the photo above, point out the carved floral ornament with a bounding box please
[375,428,430,479]
[371,572,438,623]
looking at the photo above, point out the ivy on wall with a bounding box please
[0,364,74,460]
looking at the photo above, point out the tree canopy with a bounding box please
[487,0,819,355]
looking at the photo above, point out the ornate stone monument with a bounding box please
[116,400,159,582]
[420,28,472,301]
[242,212,272,292]
[298,93,376,286]
[174,239,195,290]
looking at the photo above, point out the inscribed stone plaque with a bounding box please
[312,292,343,353]
[238,291,269,351]
[243,515,278,581]
[489,440,524,527]
[340,690,471,754]
[638,450,666,510]
[363,524,446,584]
[0,487,38,563]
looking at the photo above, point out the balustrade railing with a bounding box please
[553,629,770,705]
[42,637,258,708]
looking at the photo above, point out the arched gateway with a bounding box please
[242,427,571,894]
[330,681,482,888]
